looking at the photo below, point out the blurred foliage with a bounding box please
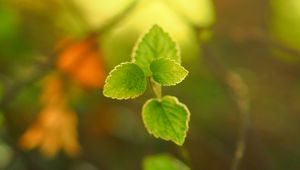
[19,75,81,158]
[0,0,300,169]
[143,154,190,170]
[56,36,106,88]
[0,140,13,169]
[271,0,300,62]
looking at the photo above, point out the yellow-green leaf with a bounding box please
[142,96,190,145]
[143,153,190,170]
[103,62,147,99]
[150,58,188,86]
[132,25,180,76]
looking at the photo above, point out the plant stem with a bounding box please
[226,72,250,170]
[201,44,250,170]
[230,110,248,170]
[149,78,162,99]
[178,145,193,168]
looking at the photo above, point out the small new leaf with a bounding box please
[132,25,180,76]
[143,154,190,170]
[151,58,188,86]
[142,96,190,145]
[103,62,147,99]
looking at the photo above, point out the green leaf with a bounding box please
[103,62,147,99]
[132,25,180,76]
[142,96,190,145]
[150,58,188,86]
[143,154,190,170]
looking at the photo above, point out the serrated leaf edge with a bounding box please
[131,24,181,63]
[103,62,147,100]
[142,95,190,145]
[151,58,189,86]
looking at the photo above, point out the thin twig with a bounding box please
[61,0,91,33]
[0,46,65,110]
[178,145,193,169]
[226,72,250,170]
[215,26,300,59]
[94,0,138,36]
[201,43,250,170]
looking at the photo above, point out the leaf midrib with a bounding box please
[159,102,181,143]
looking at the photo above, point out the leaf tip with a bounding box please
[151,24,163,30]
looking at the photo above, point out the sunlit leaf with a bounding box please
[143,153,190,170]
[132,25,180,76]
[142,96,190,145]
[103,62,147,99]
[150,58,188,86]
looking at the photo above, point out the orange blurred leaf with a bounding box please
[19,75,81,158]
[56,36,106,89]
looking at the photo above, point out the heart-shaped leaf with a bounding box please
[150,58,188,86]
[103,62,147,99]
[142,96,190,145]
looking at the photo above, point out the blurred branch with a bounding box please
[168,5,251,168]
[62,0,91,33]
[164,0,198,29]
[94,0,138,35]
[0,49,61,110]
[63,0,139,36]
[200,27,299,170]
[167,5,250,169]
[0,0,138,111]
[226,72,250,170]
[215,26,300,59]
[178,145,193,169]
[201,43,250,170]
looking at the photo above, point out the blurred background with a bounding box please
[0,0,300,169]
